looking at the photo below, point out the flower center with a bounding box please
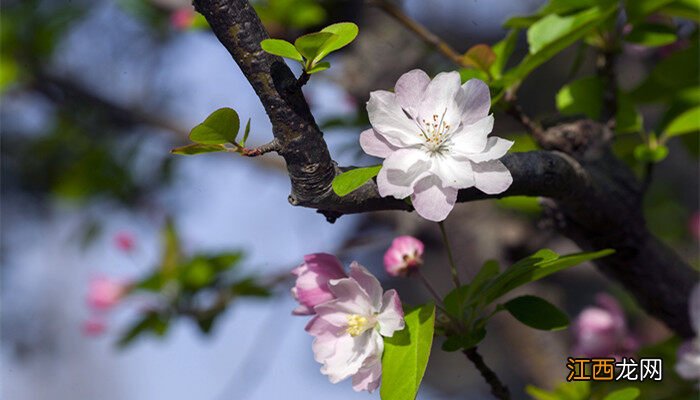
[416,108,453,154]
[346,314,371,337]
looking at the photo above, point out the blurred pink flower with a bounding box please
[82,318,106,336]
[383,235,424,277]
[571,293,639,359]
[305,262,404,392]
[291,253,347,315]
[689,212,700,241]
[676,283,700,381]
[114,231,135,252]
[87,276,128,311]
[170,7,195,30]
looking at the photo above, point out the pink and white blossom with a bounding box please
[87,276,128,311]
[114,231,135,252]
[291,253,347,315]
[383,235,425,277]
[571,293,638,359]
[361,69,513,221]
[82,317,107,336]
[305,262,404,392]
[676,283,700,381]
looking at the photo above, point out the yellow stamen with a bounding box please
[346,314,368,337]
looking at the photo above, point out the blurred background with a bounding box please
[1,0,698,399]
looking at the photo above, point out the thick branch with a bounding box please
[194,0,697,337]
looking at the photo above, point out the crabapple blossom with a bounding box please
[571,293,638,359]
[82,317,107,336]
[360,69,513,221]
[383,235,425,277]
[303,262,404,392]
[114,231,135,252]
[291,253,347,315]
[170,7,195,30]
[87,276,129,311]
[676,283,700,381]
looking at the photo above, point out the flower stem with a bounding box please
[463,347,511,400]
[438,221,461,288]
[413,270,444,305]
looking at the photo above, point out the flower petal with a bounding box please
[349,262,383,310]
[430,155,475,189]
[367,90,423,147]
[320,330,378,383]
[410,176,458,222]
[377,289,405,337]
[352,355,382,393]
[463,137,513,163]
[377,149,431,199]
[689,283,700,334]
[457,79,491,126]
[472,159,513,194]
[450,115,494,156]
[418,71,461,118]
[395,69,430,114]
[359,128,398,159]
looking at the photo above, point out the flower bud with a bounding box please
[383,236,424,277]
[87,276,128,311]
[291,253,347,315]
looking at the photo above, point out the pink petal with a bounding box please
[464,137,514,163]
[429,155,475,189]
[457,79,492,125]
[451,115,494,156]
[349,262,383,310]
[352,356,382,393]
[359,128,397,159]
[377,289,405,337]
[367,91,423,147]
[377,149,431,199]
[417,71,462,123]
[321,331,378,383]
[472,160,513,194]
[394,69,430,114]
[410,176,458,222]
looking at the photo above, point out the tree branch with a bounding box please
[193,0,696,338]
[464,347,510,400]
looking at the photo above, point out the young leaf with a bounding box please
[624,0,676,23]
[462,44,497,72]
[603,387,641,400]
[241,118,251,146]
[171,143,227,155]
[306,61,331,74]
[503,295,569,330]
[631,42,699,103]
[556,76,603,119]
[190,108,240,144]
[625,23,677,47]
[260,39,304,62]
[331,165,381,196]
[663,106,700,138]
[294,31,335,62]
[633,143,669,163]
[381,303,435,400]
[463,260,500,306]
[616,94,643,134]
[315,22,359,62]
[490,29,520,79]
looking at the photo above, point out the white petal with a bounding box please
[359,128,397,158]
[367,90,423,147]
[320,333,370,383]
[349,262,383,310]
[690,283,700,334]
[352,355,382,393]
[430,155,475,189]
[451,114,494,155]
[410,176,458,222]
[377,149,431,199]
[472,160,513,194]
[417,72,463,133]
[395,69,430,114]
[457,79,491,125]
[464,137,513,163]
[377,289,405,337]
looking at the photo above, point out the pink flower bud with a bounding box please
[170,7,195,30]
[571,293,638,359]
[383,236,424,277]
[114,231,135,252]
[82,318,106,336]
[87,276,128,311]
[291,253,347,315]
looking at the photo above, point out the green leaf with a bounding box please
[260,38,303,62]
[634,143,669,163]
[231,277,272,297]
[117,312,170,347]
[294,31,335,62]
[459,68,490,83]
[490,29,520,79]
[381,303,435,400]
[616,94,643,134]
[503,295,569,330]
[625,23,677,47]
[462,44,497,72]
[306,61,331,74]
[171,143,227,155]
[316,22,359,62]
[189,108,240,144]
[441,327,486,352]
[603,387,641,400]
[556,76,603,119]
[663,106,700,138]
[526,381,591,400]
[241,118,251,145]
[659,0,700,22]
[463,260,500,306]
[331,165,381,196]
[624,0,676,22]
[631,41,699,103]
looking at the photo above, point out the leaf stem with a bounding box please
[463,347,511,400]
[438,221,461,288]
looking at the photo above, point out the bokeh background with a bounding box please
[1,0,698,399]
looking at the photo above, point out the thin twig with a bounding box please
[297,71,310,88]
[370,0,465,67]
[412,270,449,313]
[438,221,461,288]
[463,347,511,400]
[641,162,654,193]
[503,92,544,139]
[240,138,281,157]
